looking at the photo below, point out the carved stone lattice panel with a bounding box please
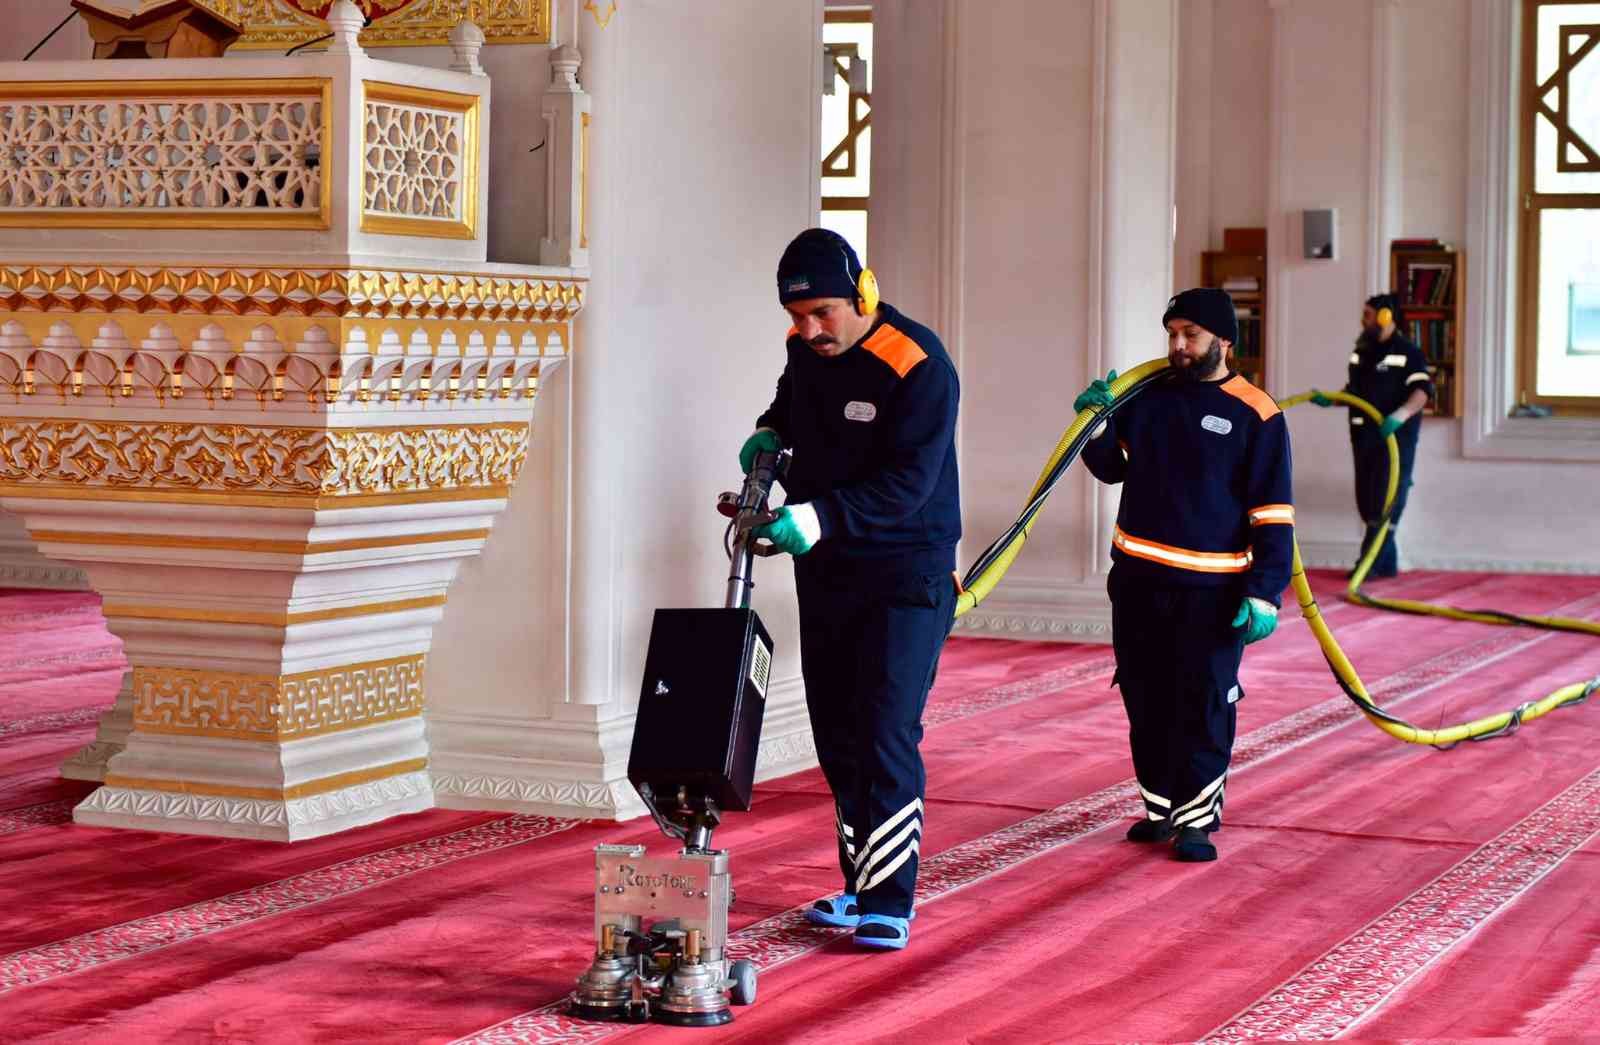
[0,81,331,229]
[133,654,426,741]
[0,419,528,497]
[362,83,479,240]
[366,102,464,218]
[207,0,551,49]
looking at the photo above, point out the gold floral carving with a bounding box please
[209,0,551,49]
[132,654,427,741]
[0,420,528,496]
[0,265,584,321]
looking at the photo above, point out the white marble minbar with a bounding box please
[0,5,584,840]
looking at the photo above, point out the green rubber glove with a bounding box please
[1073,369,1118,414]
[738,428,783,474]
[1310,391,1335,407]
[752,503,820,557]
[1231,596,1279,645]
[1379,413,1404,438]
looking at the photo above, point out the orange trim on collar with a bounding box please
[862,324,927,378]
[1220,375,1280,421]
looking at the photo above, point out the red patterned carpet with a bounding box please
[1,572,1598,1043]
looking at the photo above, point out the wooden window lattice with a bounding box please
[1536,23,1600,174]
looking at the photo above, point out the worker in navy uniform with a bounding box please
[1076,288,1294,862]
[1310,293,1433,578]
[740,228,960,950]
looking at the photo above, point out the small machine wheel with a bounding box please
[728,959,757,1006]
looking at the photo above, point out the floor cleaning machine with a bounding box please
[567,449,786,1026]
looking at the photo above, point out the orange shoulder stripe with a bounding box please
[1221,375,1280,421]
[862,324,928,378]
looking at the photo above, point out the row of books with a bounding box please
[1402,263,1455,307]
[1426,366,1454,417]
[1234,313,1262,361]
[1222,276,1260,294]
[1406,318,1455,364]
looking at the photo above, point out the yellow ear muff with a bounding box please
[1376,306,1394,327]
[857,267,880,316]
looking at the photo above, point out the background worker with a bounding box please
[1311,293,1433,578]
[1076,288,1294,863]
[740,228,961,950]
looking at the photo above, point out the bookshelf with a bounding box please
[1202,228,1267,390]
[1388,240,1465,418]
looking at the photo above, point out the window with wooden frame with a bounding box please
[1520,0,1600,414]
[820,8,871,260]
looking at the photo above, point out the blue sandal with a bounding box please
[805,892,860,928]
[853,913,910,950]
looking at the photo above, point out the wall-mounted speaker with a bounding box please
[1303,208,1337,260]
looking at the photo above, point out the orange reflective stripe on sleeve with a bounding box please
[1248,504,1295,526]
[1112,526,1252,574]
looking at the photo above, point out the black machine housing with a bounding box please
[628,607,772,814]
[625,447,786,829]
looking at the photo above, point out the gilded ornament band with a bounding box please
[0,264,585,321]
[0,420,529,498]
[211,0,551,50]
[0,481,511,510]
[27,528,493,555]
[105,757,430,801]
[131,653,427,741]
[103,594,448,627]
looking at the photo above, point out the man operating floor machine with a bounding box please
[567,448,785,1027]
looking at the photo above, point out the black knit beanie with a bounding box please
[777,228,863,304]
[1162,287,1239,345]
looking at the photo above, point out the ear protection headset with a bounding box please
[839,244,880,316]
[1369,293,1398,329]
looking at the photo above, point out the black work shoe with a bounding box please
[1126,819,1175,843]
[1172,826,1217,862]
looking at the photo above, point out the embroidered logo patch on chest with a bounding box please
[844,401,877,422]
[1200,414,1233,435]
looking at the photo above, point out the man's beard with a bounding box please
[1171,335,1223,382]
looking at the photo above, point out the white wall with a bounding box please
[1174,0,1271,286]
[1393,0,1470,245]
[5,1,92,62]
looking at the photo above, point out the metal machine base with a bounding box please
[568,842,757,1027]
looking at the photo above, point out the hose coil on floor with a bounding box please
[955,358,1599,746]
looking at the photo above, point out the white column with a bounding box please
[872,0,1178,641]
